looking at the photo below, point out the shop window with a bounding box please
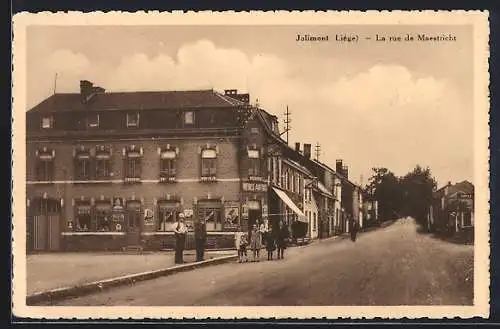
[248,149,260,177]
[201,149,217,178]
[35,149,55,181]
[184,111,195,125]
[87,113,100,129]
[75,203,92,231]
[41,116,54,129]
[127,112,140,128]
[160,150,177,182]
[157,202,180,231]
[197,202,222,231]
[95,202,112,231]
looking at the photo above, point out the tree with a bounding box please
[400,165,437,227]
[367,168,403,222]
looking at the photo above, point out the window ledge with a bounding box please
[32,180,55,184]
[124,178,142,183]
[61,232,126,236]
[159,177,177,183]
[200,176,218,182]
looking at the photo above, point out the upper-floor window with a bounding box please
[74,147,91,180]
[87,113,100,129]
[41,116,54,129]
[95,145,112,180]
[123,146,142,181]
[127,112,140,128]
[159,148,177,181]
[184,111,195,125]
[201,149,217,178]
[35,148,55,181]
[251,127,260,134]
[248,149,261,177]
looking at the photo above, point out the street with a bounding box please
[49,219,474,306]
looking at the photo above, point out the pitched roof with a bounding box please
[434,180,474,198]
[28,89,248,114]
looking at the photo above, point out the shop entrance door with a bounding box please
[29,197,61,252]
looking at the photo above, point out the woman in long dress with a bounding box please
[250,224,262,262]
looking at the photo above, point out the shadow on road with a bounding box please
[414,223,474,246]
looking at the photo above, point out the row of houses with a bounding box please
[25,81,379,252]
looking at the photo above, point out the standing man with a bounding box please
[174,213,188,264]
[194,218,207,262]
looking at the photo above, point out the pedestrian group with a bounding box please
[234,219,289,263]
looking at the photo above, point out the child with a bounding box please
[235,230,248,263]
[250,224,262,262]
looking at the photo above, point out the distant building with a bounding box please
[428,180,474,241]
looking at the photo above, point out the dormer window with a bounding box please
[127,112,140,128]
[184,111,194,125]
[41,116,54,129]
[87,113,100,129]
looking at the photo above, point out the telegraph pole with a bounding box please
[53,73,58,94]
[283,106,291,145]
[314,142,321,161]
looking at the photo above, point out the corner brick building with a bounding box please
[26,80,363,252]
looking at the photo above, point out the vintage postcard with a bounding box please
[12,11,490,320]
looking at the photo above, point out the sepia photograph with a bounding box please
[12,11,490,319]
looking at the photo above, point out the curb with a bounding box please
[26,254,238,305]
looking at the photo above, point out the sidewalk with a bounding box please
[27,250,236,295]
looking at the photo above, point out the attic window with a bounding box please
[184,111,194,125]
[88,113,100,128]
[127,112,140,128]
[41,116,54,129]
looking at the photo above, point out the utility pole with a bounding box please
[283,106,291,145]
[314,142,321,161]
[53,73,58,94]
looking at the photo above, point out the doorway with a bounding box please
[126,201,142,245]
[28,197,61,252]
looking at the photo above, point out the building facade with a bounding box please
[26,80,364,252]
[428,180,474,242]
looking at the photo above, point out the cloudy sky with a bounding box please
[25,25,473,187]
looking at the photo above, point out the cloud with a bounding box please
[27,41,472,186]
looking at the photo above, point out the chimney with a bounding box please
[295,142,300,152]
[303,144,312,159]
[342,165,349,179]
[336,159,343,173]
[224,89,250,104]
[80,80,94,102]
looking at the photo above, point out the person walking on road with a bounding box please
[265,223,276,260]
[174,213,188,264]
[350,218,359,242]
[276,220,288,260]
[194,218,207,262]
[250,224,262,262]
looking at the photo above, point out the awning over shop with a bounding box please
[272,187,308,223]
